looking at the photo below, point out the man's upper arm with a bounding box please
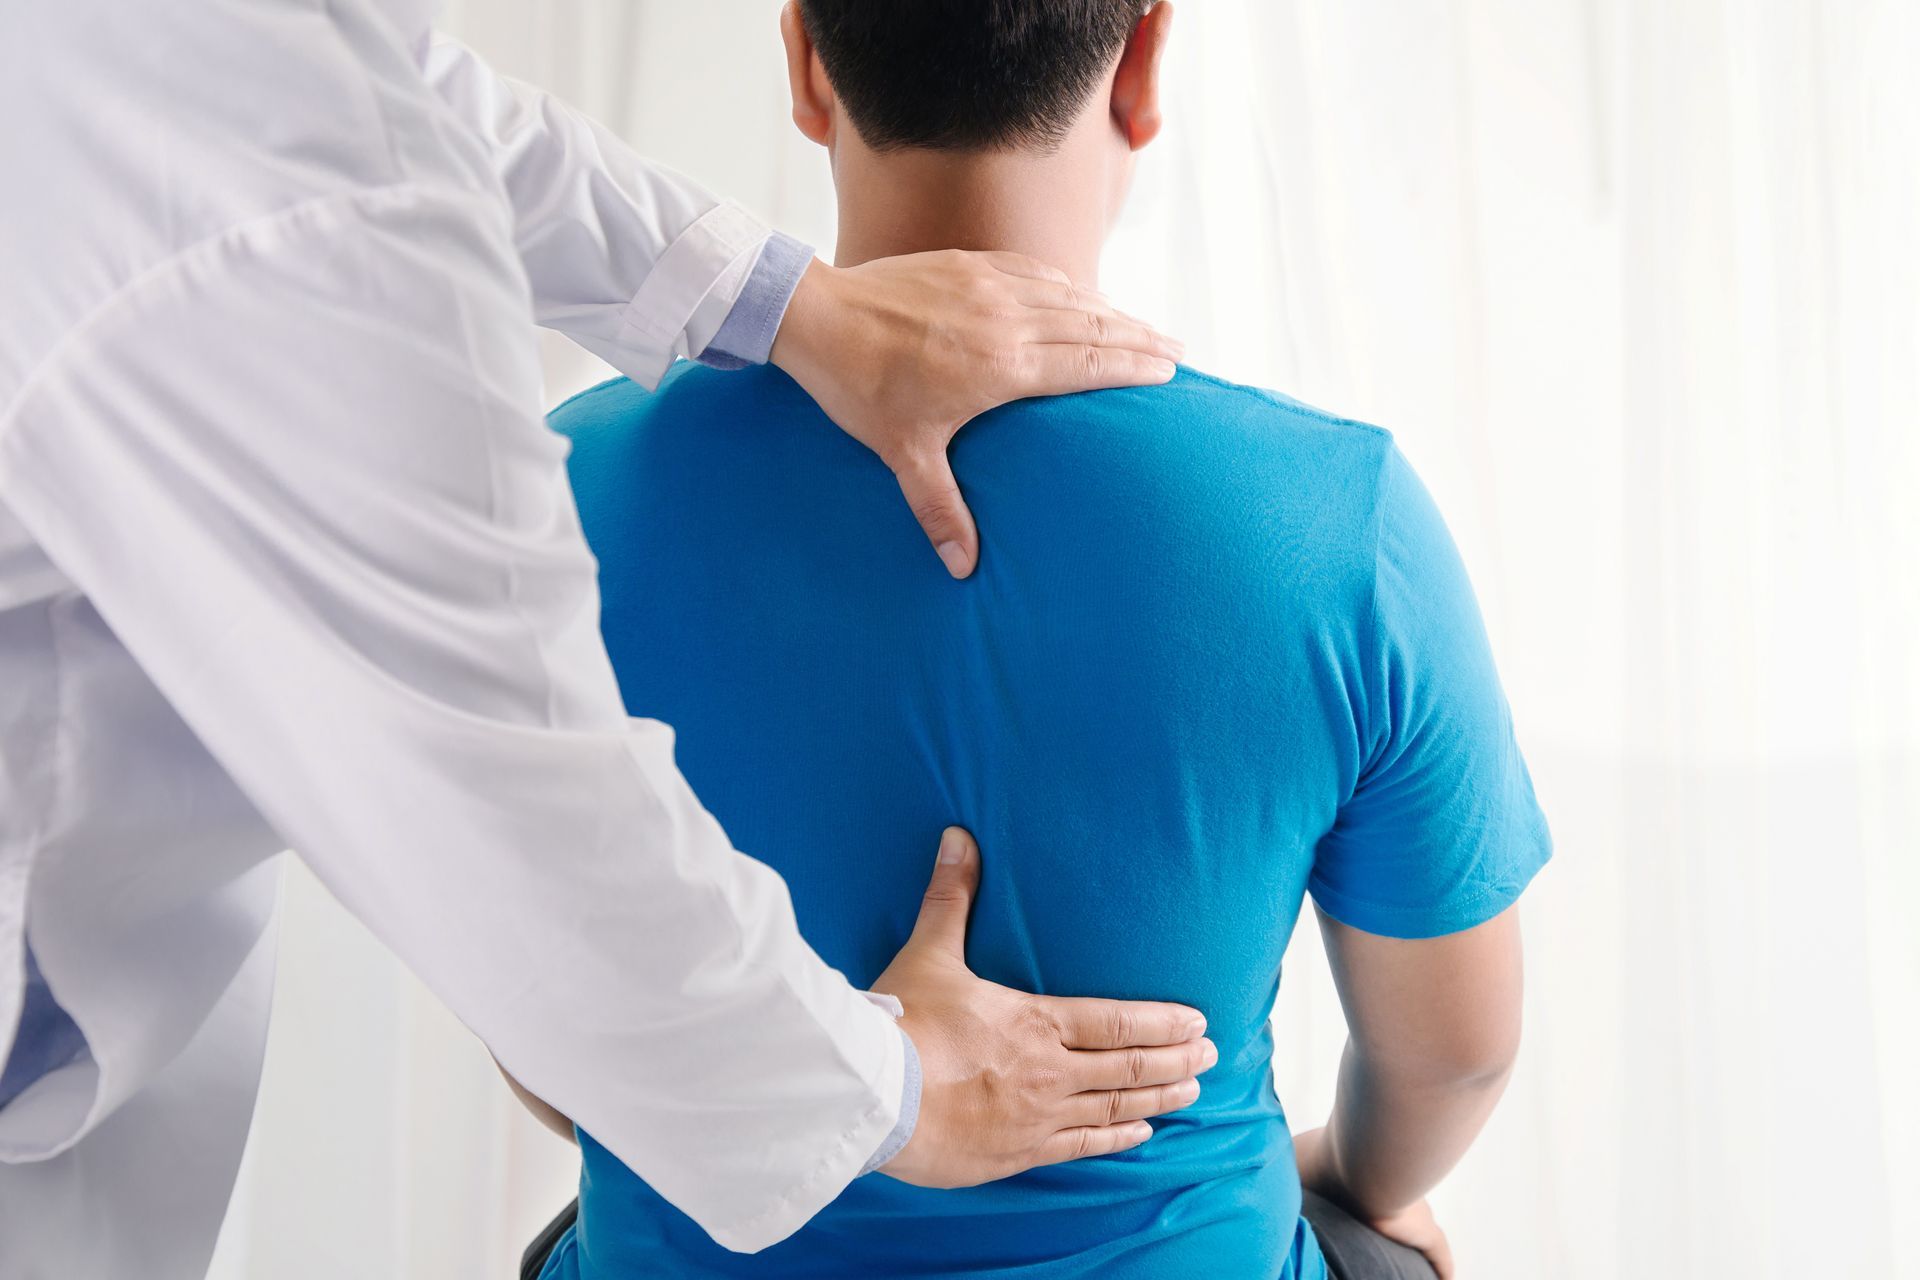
[1316,905,1524,1085]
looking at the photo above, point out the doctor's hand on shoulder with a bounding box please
[873,828,1214,1186]
[772,252,1183,580]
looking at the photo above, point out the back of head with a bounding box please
[796,0,1148,152]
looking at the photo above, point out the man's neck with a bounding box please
[829,143,1110,288]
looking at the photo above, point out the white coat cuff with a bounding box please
[705,989,906,1252]
[612,201,769,389]
[697,231,814,371]
[859,1023,921,1175]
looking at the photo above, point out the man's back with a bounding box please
[546,363,1547,1278]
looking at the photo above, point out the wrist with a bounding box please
[769,258,838,382]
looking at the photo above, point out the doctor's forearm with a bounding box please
[497,1028,921,1169]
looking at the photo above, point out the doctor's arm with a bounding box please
[0,183,1206,1251]
[420,37,1181,579]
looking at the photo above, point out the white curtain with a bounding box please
[212,3,1920,1277]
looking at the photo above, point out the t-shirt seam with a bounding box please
[1309,846,1540,915]
[1312,884,1511,936]
[1308,828,1549,932]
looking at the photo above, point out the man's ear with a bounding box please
[780,1,834,147]
[1110,2,1173,151]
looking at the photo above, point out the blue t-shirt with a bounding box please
[542,364,1550,1280]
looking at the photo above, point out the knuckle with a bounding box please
[986,346,1024,385]
[877,439,921,474]
[1125,1047,1149,1087]
[1102,1089,1125,1127]
[908,493,959,536]
[1081,344,1106,381]
[1028,1063,1067,1097]
[1021,999,1067,1045]
[921,883,967,907]
[896,448,951,489]
[1107,1005,1136,1046]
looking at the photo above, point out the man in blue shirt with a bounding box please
[534,2,1549,1276]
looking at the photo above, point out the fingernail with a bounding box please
[1133,1122,1154,1143]
[936,540,970,578]
[1201,1040,1218,1070]
[1177,1079,1201,1104]
[938,830,967,864]
[1184,1015,1207,1039]
[1151,358,1177,380]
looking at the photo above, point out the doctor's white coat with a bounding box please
[0,1,904,1274]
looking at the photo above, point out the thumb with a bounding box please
[893,449,980,579]
[904,827,981,961]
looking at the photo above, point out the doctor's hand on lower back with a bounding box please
[770,253,1183,580]
[870,827,1215,1188]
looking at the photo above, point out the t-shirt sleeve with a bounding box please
[1308,443,1551,939]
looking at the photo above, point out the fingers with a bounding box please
[1019,345,1179,399]
[1006,276,1183,361]
[987,252,1184,364]
[977,250,1073,285]
[1042,995,1208,1049]
[902,827,981,960]
[1065,1077,1201,1129]
[1030,1121,1155,1168]
[1021,304,1185,363]
[1063,1037,1218,1092]
[1006,275,1109,312]
[892,449,979,579]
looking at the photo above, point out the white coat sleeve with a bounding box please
[420,36,780,388]
[0,183,901,1253]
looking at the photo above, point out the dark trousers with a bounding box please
[1301,1190,1441,1280]
[522,1192,1440,1279]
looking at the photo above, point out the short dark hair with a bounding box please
[797,0,1147,153]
